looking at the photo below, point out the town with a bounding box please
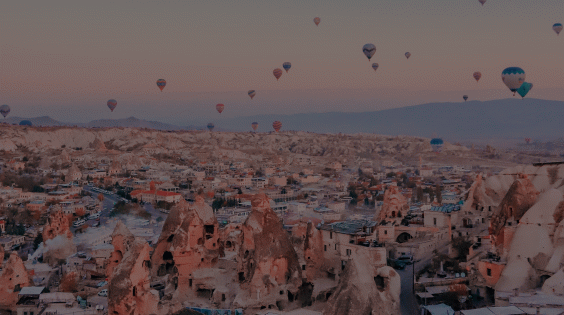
[0,125,563,315]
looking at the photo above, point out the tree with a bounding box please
[451,236,473,261]
[416,187,424,202]
[33,233,43,250]
[59,272,78,293]
[97,193,104,202]
[435,184,442,204]
[364,197,370,206]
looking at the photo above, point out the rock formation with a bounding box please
[150,196,221,300]
[292,221,325,282]
[489,175,539,245]
[233,193,311,310]
[0,245,4,263]
[376,185,408,222]
[106,221,136,278]
[323,251,401,315]
[43,210,73,241]
[90,138,107,151]
[107,222,159,315]
[221,223,243,253]
[0,253,32,310]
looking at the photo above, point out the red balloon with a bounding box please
[216,104,224,114]
[272,121,282,132]
[273,69,283,81]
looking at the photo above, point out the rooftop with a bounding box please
[428,204,461,213]
[318,219,378,235]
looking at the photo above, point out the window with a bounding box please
[384,230,387,235]
[324,245,327,252]
[330,232,333,239]
[433,218,437,226]
[346,249,351,256]
[487,268,492,276]
[302,265,306,270]
[335,244,337,250]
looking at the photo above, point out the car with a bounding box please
[387,258,406,270]
[397,255,414,265]
[98,289,108,297]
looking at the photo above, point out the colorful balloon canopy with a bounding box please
[501,67,525,95]
[553,23,563,35]
[248,90,256,99]
[19,120,32,126]
[478,0,486,5]
[313,17,320,26]
[273,68,283,81]
[156,79,166,92]
[405,52,411,59]
[473,72,482,82]
[362,44,376,61]
[207,123,214,131]
[430,138,444,153]
[0,105,10,118]
[216,104,224,114]
[272,121,282,132]
[372,63,379,72]
[517,82,533,99]
[283,62,291,73]
[463,95,469,101]
[251,122,258,131]
[107,99,117,112]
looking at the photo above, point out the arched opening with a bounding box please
[163,251,173,261]
[287,291,294,302]
[374,275,385,292]
[540,275,551,287]
[132,286,136,297]
[396,232,413,243]
[391,211,396,217]
[167,234,174,242]
[225,241,232,248]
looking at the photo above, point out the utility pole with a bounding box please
[412,260,415,294]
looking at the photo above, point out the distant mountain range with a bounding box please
[3,98,563,146]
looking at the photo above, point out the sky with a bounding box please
[1,0,563,125]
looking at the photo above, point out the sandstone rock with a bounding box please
[43,210,73,241]
[323,251,400,315]
[90,138,107,151]
[151,196,221,300]
[106,221,135,278]
[292,221,325,282]
[0,245,4,263]
[375,185,408,222]
[0,253,32,310]
[233,193,311,310]
[108,222,159,315]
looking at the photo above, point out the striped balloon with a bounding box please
[473,72,482,82]
[0,104,10,118]
[107,99,117,112]
[248,90,256,99]
[251,122,258,131]
[313,17,320,26]
[273,68,283,81]
[216,104,224,114]
[362,44,376,61]
[272,121,282,132]
[156,79,166,91]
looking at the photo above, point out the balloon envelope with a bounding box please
[216,104,224,114]
[405,52,411,59]
[207,123,214,131]
[0,105,10,118]
[501,67,525,93]
[251,122,258,131]
[463,95,469,101]
[478,0,486,5]
[313,17,320,26]
[430,138,444,153]
[372,63,379,72]
[283,62,291,73]
[272,121,282,132]
[156,79,166,91]
[273,68,283,80]
[19,120,32,126]
[362,44,376,61]
[473,72,482,82]
[248,90,256,99]
[107,99,117,112]
[516,82,532,99]
[553,23,563,35]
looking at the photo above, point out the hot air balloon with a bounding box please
[553,23,563,35]
[473,72,482,82]
[156,79,166,92]
[272,121,282,132]
[313,17,320,26]
[283,62,291,73]
[0,105,10,118]
[430,138,444,153]
[107,99,117,112]
[216,104,225,114]
[463,95,469,101]
[248,90,256,99]
[273,68,283,81]
[516,82,533,99]
[207,123,214,131]
[362,44,376,61]
[525,138,531,144]
[251,122,258,131]
[405,52,411,59]
[372,63,379,72]
[501,67,525,95]
[19,120,32,126]
[478,0,486,5]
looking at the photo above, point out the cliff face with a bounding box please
[490,176,539,242]
[233,193,311,310]
[323,251,401,315]
[150,196,220,299]
[376,185,408,222]
[43,210,73,241]
[108,222,159,315]
[106,221,135,278]
[292,221,325,282]
[0,253,32,310]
